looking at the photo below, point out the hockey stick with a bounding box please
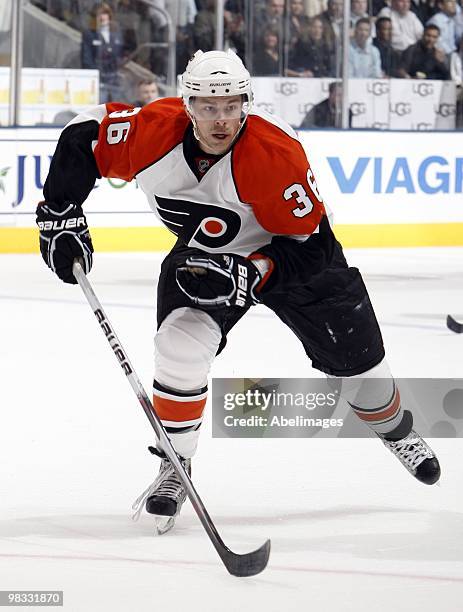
[72,261,270,577]
[447,315,463,334]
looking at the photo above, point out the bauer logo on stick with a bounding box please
[95,308,133,375]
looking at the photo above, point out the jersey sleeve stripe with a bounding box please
[66,104,109,128]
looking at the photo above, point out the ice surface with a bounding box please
[1,248,463,611]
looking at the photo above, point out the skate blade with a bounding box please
[154,515,176,536]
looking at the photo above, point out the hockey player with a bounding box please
[37,49,440,534]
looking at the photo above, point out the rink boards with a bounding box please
[0,127,462,252]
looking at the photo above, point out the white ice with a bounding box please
[1,247,463,612]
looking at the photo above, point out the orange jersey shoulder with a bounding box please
[232,111,325,235]
[94,97,190,182]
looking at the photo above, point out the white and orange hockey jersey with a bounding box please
[44,97,330,291]
[46,98,325,255]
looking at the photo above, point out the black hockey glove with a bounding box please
[36,201,93,284]
[176,253,262,308]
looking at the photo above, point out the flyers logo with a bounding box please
[155,196,241,248]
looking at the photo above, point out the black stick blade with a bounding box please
[221,539,271,577]
[447,315,463,334]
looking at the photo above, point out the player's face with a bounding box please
[191,95,243,154]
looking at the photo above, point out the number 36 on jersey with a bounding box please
[283,168,323,219]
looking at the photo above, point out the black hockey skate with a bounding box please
[380,430,440,485]
[132,447,190,535]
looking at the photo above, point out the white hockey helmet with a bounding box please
[182,49,253,120]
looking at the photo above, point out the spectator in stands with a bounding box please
[81,2,124,103]
[299,82,353,128]
[255,0,285,29]
[351,0,368,25]
[373,17,403,75]
[287,16,332,76]
[254,0,285,50]
[288,0,311,50]
[349,17,383,76]
[253,27,282,75]
[316,0,344,75]
[193,0,216,51]
[350,0,376,37]
[224,3,246,60]
[427,0,460,53]
[132,79,160,106]
[398,23,451,77]
[378,0,424,51]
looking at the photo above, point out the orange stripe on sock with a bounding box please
[354,388,401,423]
[153,394,206,422]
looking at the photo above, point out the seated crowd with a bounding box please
[250,0,461,80]
[32,0,463,102]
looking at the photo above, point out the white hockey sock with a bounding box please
[328,359,411,438]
